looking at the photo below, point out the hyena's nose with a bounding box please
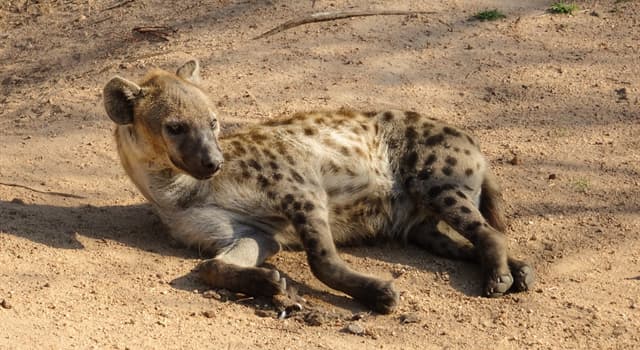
[202,157,223,174]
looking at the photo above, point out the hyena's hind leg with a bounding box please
[407,218,535,293]
[418,183,514,297]
[198,234,286,296]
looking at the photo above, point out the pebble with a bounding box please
[345,322,366,335]
[254,309,272,318]
[400,313,421,324]
[202,310,215,318]
[1,299,11,309]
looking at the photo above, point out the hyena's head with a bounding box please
[103,60,224,180]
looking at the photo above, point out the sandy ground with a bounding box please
[1,0,639,349]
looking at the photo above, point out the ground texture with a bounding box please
[1,1,639,349]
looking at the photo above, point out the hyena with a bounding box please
[103,60,534,314]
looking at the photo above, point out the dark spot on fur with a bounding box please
[272,173,283,181]
[282,194,295,208]
[353,147,366,157]
[442,166,453,176]
[340,146,350,156]
[405,111,420,123]
[360,124,369,131]
[267,191,277,199]
[466,135,475,145]
[248,159,262,171]
[269,161,279,170]
[304,127,317,136]
[257,174,270,188]
[417,168,432,180]
[251,133,268,143]
[241,171,251,179]
[466,221,482,232]
[319,249,328,257]
[293,201,302,211]
[291,170,305,184]
[382,111,394,121]
[460,206,472,214]
[403,151,418,169]
[422,129,431,138]
[405,127,418,140]
[424,134,445,146]
[464,149,471,155]
[453,147,460,152]
[314,118,326,124]
[292,212,307,225]
[445,156,458,166]
[465,168,474,176]
[303,201,315,211]
[456,191,467,199]
[443,127,461,137]
[424,154,437,166]
[403,176,414,189]
[428,186,444,198]
[286,155,296,165]
[443,197,457,206]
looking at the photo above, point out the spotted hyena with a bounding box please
[103,60,534,314]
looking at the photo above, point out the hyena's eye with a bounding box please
[210,119,218,129]
[165,122,188,136]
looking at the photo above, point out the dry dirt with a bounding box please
[1,0,639,349]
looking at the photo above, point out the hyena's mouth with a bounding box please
[169,155,221,180]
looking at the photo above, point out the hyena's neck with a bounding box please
[115,126,212,210]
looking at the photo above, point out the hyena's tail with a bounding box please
[479,171,508,233]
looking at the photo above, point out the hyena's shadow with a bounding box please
[0,199,196,258]
[0,199,480,311]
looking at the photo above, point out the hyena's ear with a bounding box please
[103,76,142,125]
[176,59,201,83]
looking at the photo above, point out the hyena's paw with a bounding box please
[359,280,398,314]
[508,260,535,293]
[197,259,286,297]
[483,272,514,298]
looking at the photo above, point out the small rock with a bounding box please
[508,154,520,165]
[400,313,421,324]
[351,312,369,321]
[630,303,637,310]
[202,310,215,318]
[255,309,272,318]
[548,173,557,180]
[303,311,326,326]
[345,322,366,335]
[1,299,11,309]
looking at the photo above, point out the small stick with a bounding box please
[254,9,437,39]
[132,26,176,42]
[0,182,86,199]
[103,0,135,12]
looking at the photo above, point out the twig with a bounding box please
[0,182,86,199]
[254,9,437,39]
[132,26,176,42]
[103,0,135,12]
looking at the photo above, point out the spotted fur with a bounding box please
[103,61,534,314]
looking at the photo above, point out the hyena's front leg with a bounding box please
[198,235,286,296]
[283,195,398,314]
